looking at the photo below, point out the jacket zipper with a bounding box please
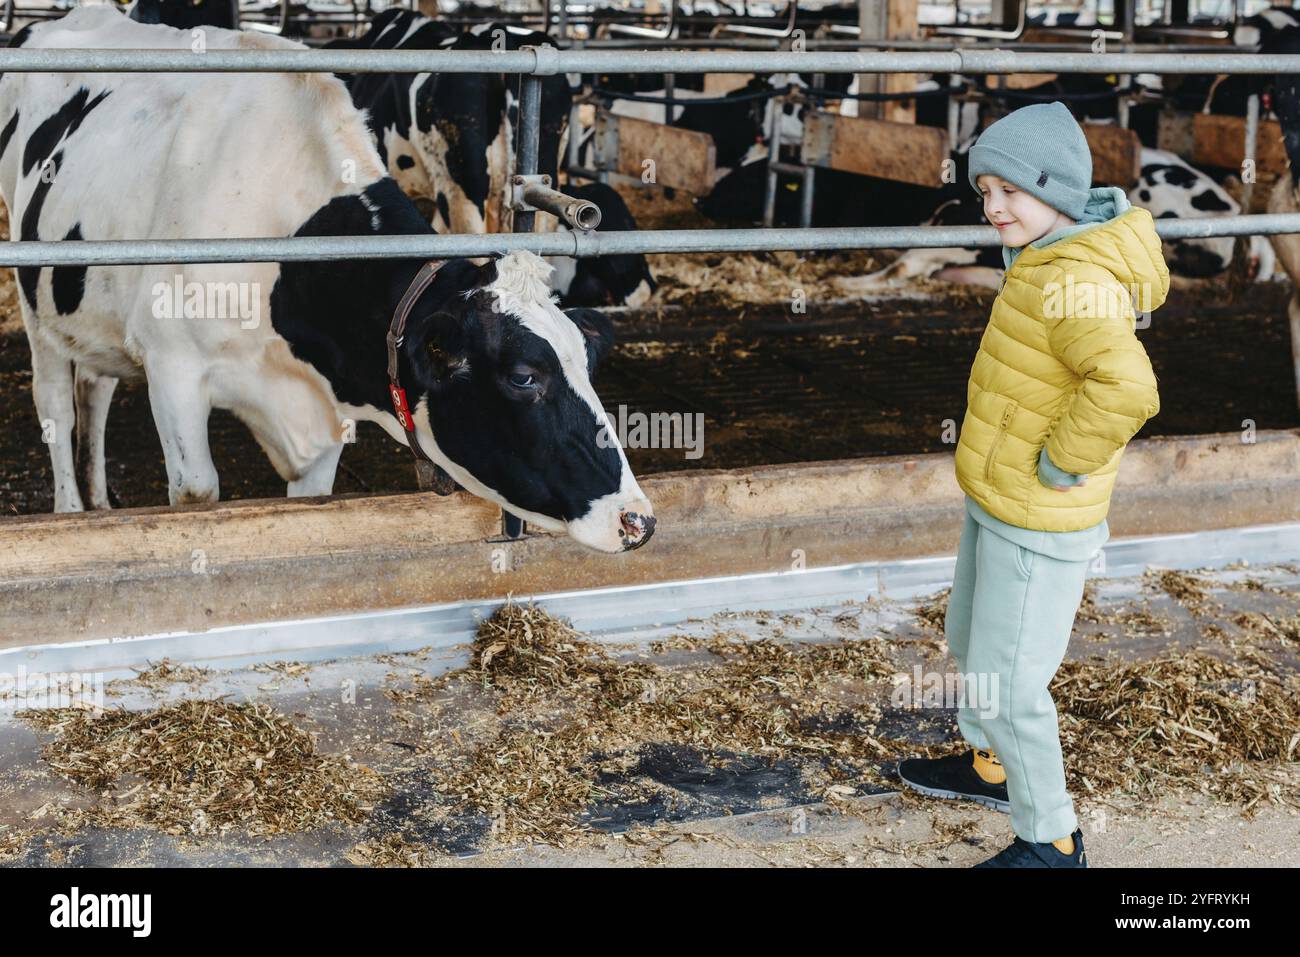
[984,401,1019,482]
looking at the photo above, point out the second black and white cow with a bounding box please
[1136,148,1274,281]
[829,147,1274,292]
[328,10,654,308]
[545,182,656,308]
[0,8,655,553]
[326,10,568,238]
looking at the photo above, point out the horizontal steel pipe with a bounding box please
[519,181,602,229]
[2,47,1300,74]
[0,214,1298,266]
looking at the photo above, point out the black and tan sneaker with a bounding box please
[896,750,1011,813]
[973,828,1087,868]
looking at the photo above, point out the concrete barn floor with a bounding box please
[1,561,1296,868]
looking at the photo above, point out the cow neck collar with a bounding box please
[385,259,457,495]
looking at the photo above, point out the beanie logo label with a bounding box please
[1037,171,1049,187]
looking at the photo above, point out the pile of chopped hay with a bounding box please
[432,602,905,845]
[1146,568,1222,618]
[23,700,385,836]
[443,600,1300,846]
[914,589,949,634]
[1233,611,1300,645]
[1054,651,1299,811]
[648,249,888,310]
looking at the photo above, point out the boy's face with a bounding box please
[977,174,1072,248]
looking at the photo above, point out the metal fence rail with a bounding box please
[0,44,1295,268]
[3,47,1300,73]
[1,215,1298,267]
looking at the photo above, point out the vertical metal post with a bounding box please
[762,89,783,228]
[1117,0,1135,44]
[502,68,544,539]
[514,71,543,235]
[567,99,583,178]
[947,72,961,146]
[800,163,815,228]
[1243,92,1260,215]
[856,0,887,121]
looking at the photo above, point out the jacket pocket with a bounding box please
[983,400,1020,483]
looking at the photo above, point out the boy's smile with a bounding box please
[977,174,1076,250]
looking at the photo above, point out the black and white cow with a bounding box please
[1160,6,1300,117]
[1259,17,1300,405]
[1136,148,1274,281]
[328,10,655,308]
[326,10,569,238]
[828,146,1275,292]
[583,73,808,185]
[0,8,655,553]
[547,182,655,308]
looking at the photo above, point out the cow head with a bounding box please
[404,251,654,553]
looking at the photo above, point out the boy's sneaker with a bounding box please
[895,750,1011,812]
[973,828,1087,868]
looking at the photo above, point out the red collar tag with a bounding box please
[389,382,413,431]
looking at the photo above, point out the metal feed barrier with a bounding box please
[3,42,1300,538]
[3,45,1300,268]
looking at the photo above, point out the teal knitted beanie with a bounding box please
[967,101,1093,220]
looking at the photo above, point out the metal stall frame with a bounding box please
[1,42,1300,524]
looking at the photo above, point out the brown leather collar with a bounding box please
[386,259,458,495]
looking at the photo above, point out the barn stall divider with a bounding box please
[1,43,1299,670]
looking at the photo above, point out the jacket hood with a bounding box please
[1003,185,1171,313]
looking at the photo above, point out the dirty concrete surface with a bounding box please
[2,561,1295,868]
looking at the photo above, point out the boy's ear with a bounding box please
[564,307,615,376]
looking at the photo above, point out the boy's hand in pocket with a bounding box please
[1038,447,1088,492]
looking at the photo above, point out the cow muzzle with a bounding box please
[566,493,656,554]
[618,507,656,551]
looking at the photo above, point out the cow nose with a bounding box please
[618,509,656,551]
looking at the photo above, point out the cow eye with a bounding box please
[508,371,538,389]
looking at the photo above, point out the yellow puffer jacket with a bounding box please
[955,191,1168,532]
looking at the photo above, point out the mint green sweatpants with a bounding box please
[944,509,1093,843]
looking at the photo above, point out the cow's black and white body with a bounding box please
[588,73,807,179]
[1135,148,1275,282]
[547,182,655,308]
[829,146,1275,293]
[328,10,654,309]
[1,8,654,553]
[327,10,569,238]
[1260,17,1300,407]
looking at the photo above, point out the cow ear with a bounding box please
[564,307,614,376]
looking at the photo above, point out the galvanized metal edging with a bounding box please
[3,520,1296,681]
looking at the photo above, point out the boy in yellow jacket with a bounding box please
[897,101,1168,868]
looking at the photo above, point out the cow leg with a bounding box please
[286,442,344,498]
[74,364,118,510]
[25,327,84,512]
[145,366,220,506]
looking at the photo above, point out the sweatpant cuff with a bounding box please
[1016,806,1079,844]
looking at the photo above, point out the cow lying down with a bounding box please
[0,8,654,553]
[834,147,1275,295]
